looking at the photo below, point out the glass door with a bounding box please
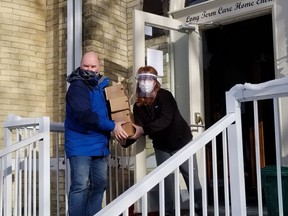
[132,9,204,213]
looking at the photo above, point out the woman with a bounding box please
[126,66,202,216]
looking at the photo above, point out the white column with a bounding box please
[67,0,82,78]
[273,0,288,165]
[226,91,247,215]
[38,117,51,216]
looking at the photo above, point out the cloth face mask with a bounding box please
[139,80,155,94]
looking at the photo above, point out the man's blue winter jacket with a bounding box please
[64,68,115,158]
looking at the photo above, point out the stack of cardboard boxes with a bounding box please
[105,84,135,137]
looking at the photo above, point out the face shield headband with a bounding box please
[136,73,158,81]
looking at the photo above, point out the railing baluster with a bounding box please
[28,143,32,216]
[142,193,148,216]
[159,179,165,216]
[222,129,230,216]
[188,155,195,216]
[273,97,284,216]
[253,100,264,215]
[212,137,219,215]
[174,167,180,216]
[19,157,22,216]
[0,159,3,216]
[115,140,119,197]
[33,142,37,216]
[202,145,208,216]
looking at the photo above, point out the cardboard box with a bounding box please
[109,96,129,112]
[105,84,135,137]
[105,84,125,100]
[122,122,135,137]
[111,109,132,122]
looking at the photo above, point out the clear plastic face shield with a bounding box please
[137,73,157,97]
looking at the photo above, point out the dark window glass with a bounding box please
[185,0,207,7]
[142,0,169,39]
[143,0,164,15]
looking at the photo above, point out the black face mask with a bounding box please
[79,69,100,87]
[78,69,100,80]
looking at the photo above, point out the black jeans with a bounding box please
[154,148,202,215]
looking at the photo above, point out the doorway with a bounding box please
[203,14,275,202]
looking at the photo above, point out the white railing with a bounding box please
[96,114,235,216]
[1,118,134,216]
[96,76,288,216]
[49,122,66,216]
[227,77,288,216]
[107,141,134,204]
[0,116,50,216]
[1,77,288,216]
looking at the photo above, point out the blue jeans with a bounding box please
[68,156,108,216]
[155,148,202,214]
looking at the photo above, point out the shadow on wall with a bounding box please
[102,58,134,101]
[103,58,130,83]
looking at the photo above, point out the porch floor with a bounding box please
[142,205,268,216]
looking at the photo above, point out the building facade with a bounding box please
[1,0,288,214]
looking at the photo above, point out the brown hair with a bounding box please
[135,66,161,106]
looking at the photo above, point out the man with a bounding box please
[65,51,128,216]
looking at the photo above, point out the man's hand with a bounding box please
[129,123,144,139]
[113,121,128,141]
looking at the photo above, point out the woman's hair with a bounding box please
[135,66,161,106]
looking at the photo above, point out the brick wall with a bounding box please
[0,0,47,145]
[0,0,144,143]
[46,0,67,124]
[82,0,142,93]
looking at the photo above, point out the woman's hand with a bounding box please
[129,123,144,139]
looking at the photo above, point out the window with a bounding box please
[185,0,207,7]
[142,0,170,39]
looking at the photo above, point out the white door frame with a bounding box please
[133,9,200,213]
[67,0,82,77]
[132,9,191,183]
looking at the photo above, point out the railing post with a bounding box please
[225,91,247,215]
[38,117,50,216]
[3,126,12,216]
[134,136,147,213]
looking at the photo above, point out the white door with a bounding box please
[132,9,204,212]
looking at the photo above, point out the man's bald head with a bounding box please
[81,51,101,72]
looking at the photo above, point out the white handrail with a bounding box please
[1,116,51,216]
[96,113,235,216]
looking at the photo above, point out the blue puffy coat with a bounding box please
[64,68,115,158]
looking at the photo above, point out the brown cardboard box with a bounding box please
[122,122,135,137]
[109,96,129,112]
[105,84,135,137]
[111,109,132,122]
[105,84,125,100]
[111,110,134,136]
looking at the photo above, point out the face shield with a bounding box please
[136,73,157,81]
[137,73,157,97]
